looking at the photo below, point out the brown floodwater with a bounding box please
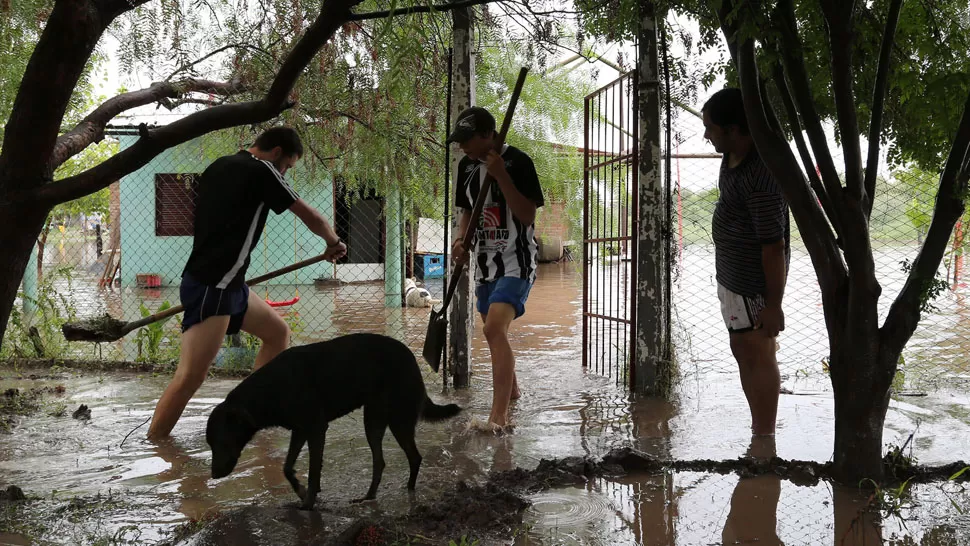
[1,261,969,544]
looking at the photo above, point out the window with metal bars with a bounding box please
[154,173,200,237]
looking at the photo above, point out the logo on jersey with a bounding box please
[483,206,502,228]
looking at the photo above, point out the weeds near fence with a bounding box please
[1,267,79,361]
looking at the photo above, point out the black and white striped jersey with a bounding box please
[455,145,545,284]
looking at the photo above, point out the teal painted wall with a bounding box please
[118,134,335,287]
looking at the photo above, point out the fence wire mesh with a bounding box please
[5,102,970,397]
[666,109,970,392]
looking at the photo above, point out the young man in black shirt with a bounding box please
[148,127,347,439]
[703,88,790,437]
[449,107,544,431]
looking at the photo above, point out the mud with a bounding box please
[0,384,67,432]
[0,484,26,502]
[5,358,252,378]
[164,446,968,545]
[60,314,129,343]
[71,403,91,420]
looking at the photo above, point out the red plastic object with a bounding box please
[266,296,300,308]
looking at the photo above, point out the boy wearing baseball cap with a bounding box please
[449,106,545,431]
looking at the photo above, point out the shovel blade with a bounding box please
[423,308,448,372]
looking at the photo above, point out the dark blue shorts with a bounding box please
[179,273,250,334]
[476,277,533,319]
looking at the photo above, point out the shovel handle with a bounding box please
[123,252,335,332]
[440,67,530,311]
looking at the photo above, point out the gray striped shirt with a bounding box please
[711,150,790,298]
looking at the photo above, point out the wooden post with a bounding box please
[449,3,475,388]
[634,1,669,394]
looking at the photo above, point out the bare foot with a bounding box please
[510,387,521,401]
[466,417,514,435]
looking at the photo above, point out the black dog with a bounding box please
[205,333,462,510]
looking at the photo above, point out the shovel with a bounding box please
[423,67,530,372]
[62,252,339,343]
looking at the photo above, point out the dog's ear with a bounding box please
[226,404,257,430]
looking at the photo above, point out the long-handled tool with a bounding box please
[423,67,529,372]
[62,252,337,343]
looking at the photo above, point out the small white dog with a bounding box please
[404,277,441,308]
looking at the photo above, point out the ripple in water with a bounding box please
[527,488,616,529]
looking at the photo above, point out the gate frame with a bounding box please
[582,69,639,389]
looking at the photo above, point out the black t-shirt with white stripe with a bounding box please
[183,151,299,289]
[711,149,790,298]
[455,145,544,284]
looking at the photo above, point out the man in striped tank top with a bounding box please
[703,88,790,437]
[449,107,545,431]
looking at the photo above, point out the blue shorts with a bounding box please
[179,273,250,334]
[476,277,533,319]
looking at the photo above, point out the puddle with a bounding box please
[517,473,970,545]
[1,263,969,544]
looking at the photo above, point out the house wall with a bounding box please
[535,200,572,243]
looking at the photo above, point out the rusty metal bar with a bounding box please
[586,236,634,244]
[585,153,637,173]
[586,71,633,100]
[628,69,640,390]
[582,88,590,372]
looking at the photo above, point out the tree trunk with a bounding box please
[0,205,51,346]
[830,335,897,483]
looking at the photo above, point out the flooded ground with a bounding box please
[1,261,969,544]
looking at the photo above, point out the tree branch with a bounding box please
[864,0,904,219]
[96,0,153,18]
[165,42,275,82]
[882,89,970,356]
[50,78,246,171]
[28,0,363,207]
[772,62,844,242]
[820,0,865,206]
[158,97,227,109]
[759,73,784,137]
[349,0,499,21]
[717,0,845,295]
[774,0,847,227]
[0,0,111,184]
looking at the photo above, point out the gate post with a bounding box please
[448,3,474,388]
[634,1,670,395]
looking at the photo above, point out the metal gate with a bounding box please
[583,70,638,387]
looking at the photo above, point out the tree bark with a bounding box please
[0,206,51,347]
[830,344,896,483]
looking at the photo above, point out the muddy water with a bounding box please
[1,262,969,544]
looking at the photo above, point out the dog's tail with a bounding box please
[420,396,462,422]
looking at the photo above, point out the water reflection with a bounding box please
[521,455,967,546]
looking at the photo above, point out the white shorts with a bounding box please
[717,283,779,333]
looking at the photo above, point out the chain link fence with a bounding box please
[2,125,577,371]
[1,127,459,367]
[667,110,970,392]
